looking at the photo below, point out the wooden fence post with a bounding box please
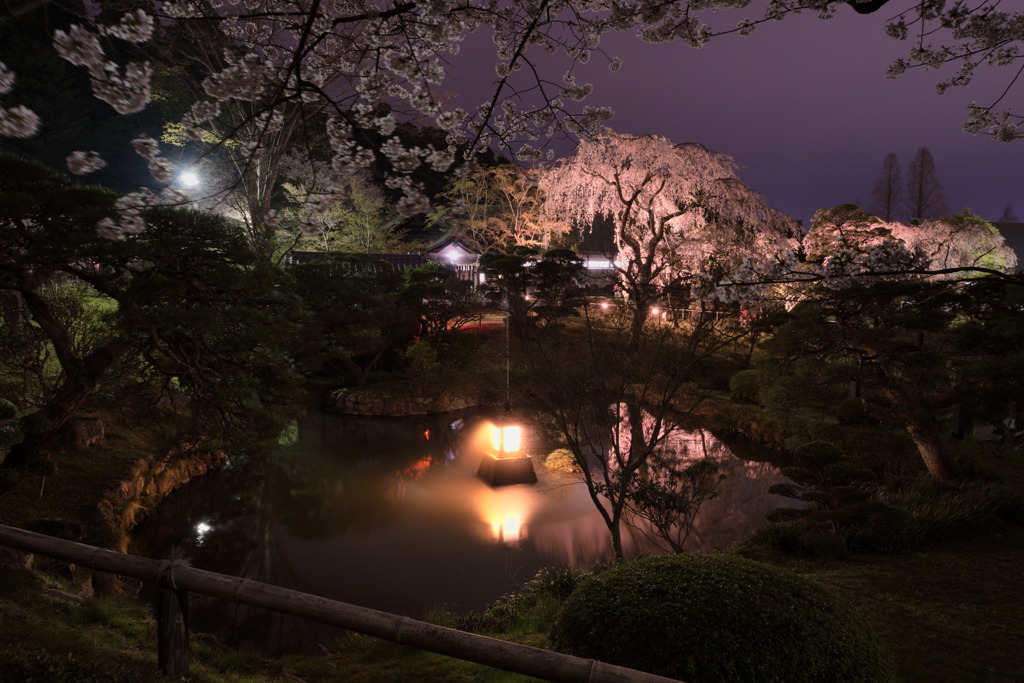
[157,564,190,677]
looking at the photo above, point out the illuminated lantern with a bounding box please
[490,422,521,455]
[478,417,536,486]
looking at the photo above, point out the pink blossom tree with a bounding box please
[541,131,798,344]
[892,210,1018,276]
[804,205,1017,285]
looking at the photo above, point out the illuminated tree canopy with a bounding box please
[541,132,798,313]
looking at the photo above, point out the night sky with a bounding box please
[451,5,1021,226]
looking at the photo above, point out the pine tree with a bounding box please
[868,152,904,221]
[906,147,950,222]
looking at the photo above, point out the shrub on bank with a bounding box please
[728,369,763,404]
[551,554,894,682]
[450,566,586,634]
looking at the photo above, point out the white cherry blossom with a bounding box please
[66,150,107,175]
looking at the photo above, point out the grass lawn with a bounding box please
[805,523,1024,682]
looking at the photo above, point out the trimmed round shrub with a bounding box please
[728,369,762,404]
[551,554,894,682]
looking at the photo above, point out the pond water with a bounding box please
[133,407,793,654]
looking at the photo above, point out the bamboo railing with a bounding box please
[0,524,681,682]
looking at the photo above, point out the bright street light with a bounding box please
[180,170,200,188]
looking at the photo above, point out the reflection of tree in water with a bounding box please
[614,423,794,554]
[529,422,795,564]
[268,413,465,540]
[685,457,793,552]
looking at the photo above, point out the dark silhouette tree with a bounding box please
[998,203,1020,223]
[518,308,734,560]
[906,147,950,222]
[0,153,304,493]
[868,152,904,221]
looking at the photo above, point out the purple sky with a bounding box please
[450,6,1021,226]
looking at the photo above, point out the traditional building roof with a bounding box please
[283,251,428,270]
[425,235,479,265]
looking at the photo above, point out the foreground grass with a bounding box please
[803,524,1024,682]
[0,559,546,682]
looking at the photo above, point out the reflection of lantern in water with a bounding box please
[491,515,525,544]
[476,485,533,546]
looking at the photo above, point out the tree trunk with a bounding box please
[609,523,624,563]
[1,383,92,480]
[902,413,961,482]
[882,386,961,481]
[0,339,133,490]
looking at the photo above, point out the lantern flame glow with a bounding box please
[490,424,521,454]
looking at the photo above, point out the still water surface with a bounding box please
[134,408,791,653]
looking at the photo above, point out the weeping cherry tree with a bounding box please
[540,131,798,345]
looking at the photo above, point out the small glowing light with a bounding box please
[196,522,211,535]
[490,423,521,454]
[180,170,200,188]
[600,302,609,310]
[650,306,660,316]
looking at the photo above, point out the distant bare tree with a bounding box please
[906,147,950,222]
[868,152,904,221]
[998,203,1020,223]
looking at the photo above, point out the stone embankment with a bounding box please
[1,418,226,597]
[96,443,226,548]
[331,388,479,416]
